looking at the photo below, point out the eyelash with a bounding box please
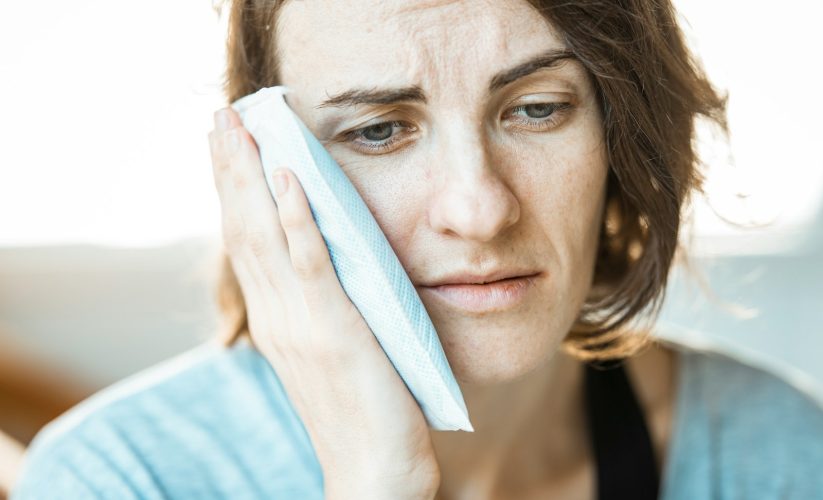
[343,102,573,154]
[344,121,414,154]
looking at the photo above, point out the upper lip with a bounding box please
[419,269,541,287]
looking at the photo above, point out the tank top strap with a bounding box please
[584,358,660,500]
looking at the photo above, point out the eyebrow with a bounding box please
[314,48,577,110]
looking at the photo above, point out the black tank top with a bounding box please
[584,358,660,500]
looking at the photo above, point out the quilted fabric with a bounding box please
[231,86,472,431]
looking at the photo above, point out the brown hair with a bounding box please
[212,0,727,362]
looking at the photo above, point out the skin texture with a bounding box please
[235,0,680,497]
[277,0,608,386]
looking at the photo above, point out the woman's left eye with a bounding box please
[506,102,572,130]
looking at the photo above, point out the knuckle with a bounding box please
[222,214,246,249]
[278,208,302,230]
[215,161,230,176]
[212,154,230,174]
[209,140,230,174]
[246,227,272,257]
[299,278,329,308]
[231,169,250,191]
[257,257,283,291]
[291,250,324,279]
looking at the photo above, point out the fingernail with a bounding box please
[273,170,289,196]
[214,108,231,131]
[225,129,240,154]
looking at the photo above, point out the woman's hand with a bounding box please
[208,107,440,500]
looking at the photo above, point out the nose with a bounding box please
[427,122,521,242]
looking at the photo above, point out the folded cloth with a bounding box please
[232,86,472,432]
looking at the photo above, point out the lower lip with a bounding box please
[420,274,540,314]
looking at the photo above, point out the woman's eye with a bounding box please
[343,102,572,154]
[345,121,414,154]
[520,103,556,118]
[507,102,572,130]
[360,122,395,141]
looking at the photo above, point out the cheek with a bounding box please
[499,101,607,209]
[512,138,607,231]
[341,164,423,269]
[511,123,609,294]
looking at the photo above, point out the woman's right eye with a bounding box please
[345,121,416,154]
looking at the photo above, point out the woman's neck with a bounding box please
[431,349,589,499]
[431,342,679,500]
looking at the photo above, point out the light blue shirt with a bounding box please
[11,337,823,499]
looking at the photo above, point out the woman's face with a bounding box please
[276,0,608,384]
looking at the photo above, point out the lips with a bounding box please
[419,273,541,314]
[420,270,541,287]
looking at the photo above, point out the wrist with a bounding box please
[325,484,437,500]
[321,447,440,499]
[324,470,439,500]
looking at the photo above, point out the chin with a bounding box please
[436,319,561,386]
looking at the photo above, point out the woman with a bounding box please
[11,1,823,499]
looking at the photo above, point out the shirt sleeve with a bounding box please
[9,342,327,500]
[9,418,165,500]
[10,433,156,500]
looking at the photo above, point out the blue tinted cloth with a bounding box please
[11,337,823,499]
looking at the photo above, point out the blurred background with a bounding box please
[1,0,822,496]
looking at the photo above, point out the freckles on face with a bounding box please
[277,0,554,125]
[274,0,609,384]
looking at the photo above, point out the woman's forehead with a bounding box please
[276,0,566,111]
[277,0,559,58]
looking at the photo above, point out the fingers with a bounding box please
[271,167,352,314]
[208,105,363,356]
[208,107,292,292]
[208,107,243,200]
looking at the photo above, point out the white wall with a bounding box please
[1,1,821,250]
[1,2,821,397]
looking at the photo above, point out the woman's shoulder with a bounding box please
[11,339,324,499]
[660,333,823,499]
[665,333,823,426]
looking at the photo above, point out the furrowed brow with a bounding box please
[313,48,576,110]
[488,48,577,93]
[315,86,427,109]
